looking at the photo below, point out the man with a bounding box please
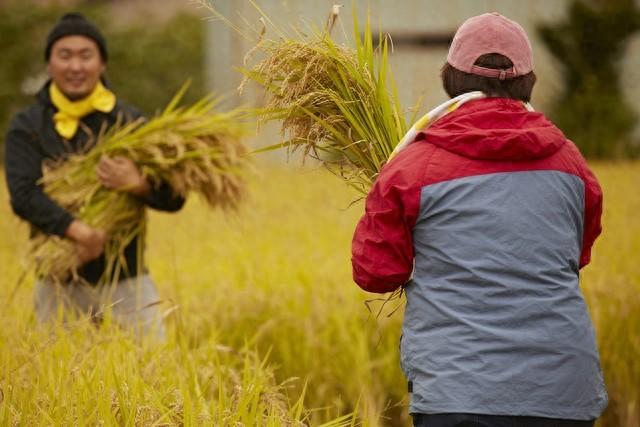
[5,13,184,339]
[351,13,607,427]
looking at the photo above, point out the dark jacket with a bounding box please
[4,81,185,284]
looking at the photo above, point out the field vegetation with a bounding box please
[1,162,638,426]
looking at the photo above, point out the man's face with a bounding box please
[47,35,105,100]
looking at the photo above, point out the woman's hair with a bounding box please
[441,53,537,102]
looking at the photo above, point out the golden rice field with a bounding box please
[0,162,638,426]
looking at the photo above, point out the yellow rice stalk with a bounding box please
[30,88,250,284]
[200,2,412,316]
[246,9,407,194]
[201,1,408,194]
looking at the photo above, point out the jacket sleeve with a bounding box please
[579,166,603,268]
[140,180,185,212]
[118,105,186,213]
[4,114,74,236]
[351,157,422,293]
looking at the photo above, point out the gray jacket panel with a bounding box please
[402,170,607,419]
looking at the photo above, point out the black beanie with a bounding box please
[45,13,108,62]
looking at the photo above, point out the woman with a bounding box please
[351,12,607,427]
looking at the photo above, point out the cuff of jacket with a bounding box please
[50,212,75,237]
[352,262,406,294]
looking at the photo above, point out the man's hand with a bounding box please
[96,155,150,197]
[65,220,107,264]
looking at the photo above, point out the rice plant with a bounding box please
[2,163,637,426]
[201,1,408,194]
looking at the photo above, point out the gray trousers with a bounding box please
[34,274,166,340]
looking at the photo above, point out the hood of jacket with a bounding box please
[418,97,567,161]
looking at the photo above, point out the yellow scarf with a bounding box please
[49,81,116,139]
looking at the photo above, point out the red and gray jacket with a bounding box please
[352,97,607,419]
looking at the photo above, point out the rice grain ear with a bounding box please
[239,8,407,195]
[29,90,251,285]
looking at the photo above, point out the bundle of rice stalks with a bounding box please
[31,87,250,284]
[204,1,410,194]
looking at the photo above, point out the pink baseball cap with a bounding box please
[447,12,533,80]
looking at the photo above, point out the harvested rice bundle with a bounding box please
[236,5,408,194]
[30,88,249,284]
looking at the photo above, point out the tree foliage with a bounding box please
[538,0,640,158]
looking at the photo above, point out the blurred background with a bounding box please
[2,0,639,160]
[1,1,639,426]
